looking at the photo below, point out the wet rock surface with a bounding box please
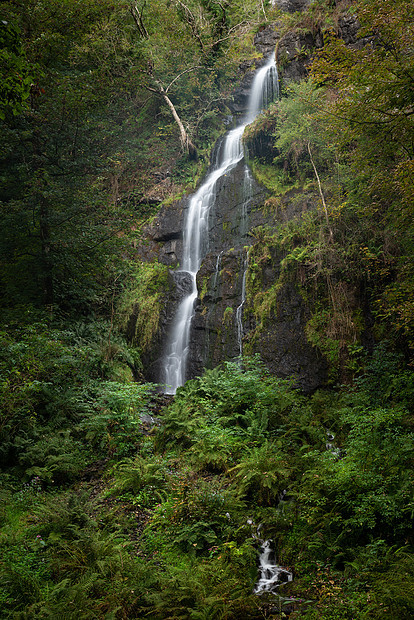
[273,0,312,12]
[246,283,328,393]
[277,29,324,83]
[229,26,280,115]
[140,200,185,267]
[187,184,327,391]
[138,5,365,392]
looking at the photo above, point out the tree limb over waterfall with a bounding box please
[307,140,333,242]
[130,1,149,39]
[145,69,201,159]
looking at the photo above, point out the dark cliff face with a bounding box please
[277,29,324,83]
[273,0,312,12]
[139,13,358,391]
[187,160,268,380]
[246,282,328,393]
[186,176,328,392]
[142,149,328,391]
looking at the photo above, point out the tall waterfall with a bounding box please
[162,54,278,394]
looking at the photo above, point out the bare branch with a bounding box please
[145,79,197,158]
[173,0,205,52]
[209,20,249,47]
[130,1,148,39]
[165,65,203,93]
[307,141,334,242]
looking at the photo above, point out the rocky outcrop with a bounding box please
[138,2,369,391]
[229,26,280,115]
[140,200,184,267]
[277,29,323,82]
[189,248,247,378]
[273,0,311,13]
[187,186,328,392]
[248,286,327,393]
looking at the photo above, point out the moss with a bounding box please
[250,159,299,195]
[223,307,234,326]
[199,274,210,302]
[245,227,281,320]
[305,310,341,382]
[117,261,170,352]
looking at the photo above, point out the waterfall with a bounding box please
[254,539,293,594]
[236,249,248,358]
[162,54,278,394]
[235,165,253,358]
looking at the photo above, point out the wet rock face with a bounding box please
[278,29,324,83]
[187,184,328,392]
[229,26,279,115]
[246,283,328,393]
[273,0,312,12]
[207,160,267,254]
[141,270,193,384]
[254,25,280,56]
[186,161,268,379]
[189,248,247,378]
[140,200,185,268]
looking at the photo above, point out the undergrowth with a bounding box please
[1,339,412,618]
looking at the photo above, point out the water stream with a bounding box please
[236,250,248,358]
[162,54,278,394]
[212,250,224,292]
[254,539,293,594]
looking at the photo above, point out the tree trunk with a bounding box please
[155,82,197,159]
[307,141,333,241]
[39,199,54,307]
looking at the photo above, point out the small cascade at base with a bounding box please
[254,539,293,595]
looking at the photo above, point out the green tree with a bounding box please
[0,20,35,119]
[311,0,414,352]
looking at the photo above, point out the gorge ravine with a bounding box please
[162,54,279,393]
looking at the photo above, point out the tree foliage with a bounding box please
[1,1,414,618]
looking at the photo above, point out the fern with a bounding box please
[229,441,290,505]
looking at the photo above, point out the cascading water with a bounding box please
[162,54,278,394]
[235,166,253,358]
[236,250,248,357]
[254,539,293,594]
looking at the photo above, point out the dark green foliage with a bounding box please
[149,355,413,617]
[0,20,35,120]
[0,350,413,618]
[0,316,152,479]
[0,1,413,618]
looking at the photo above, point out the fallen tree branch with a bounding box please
[307,141,333,241]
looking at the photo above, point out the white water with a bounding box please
[236,250,248,357]
[163,54,278,394]
[212,250,224,292]
[254,539,293,594]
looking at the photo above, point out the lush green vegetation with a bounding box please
[1,0,413,618]
[1,354,413,617]
[245,0,414,376]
